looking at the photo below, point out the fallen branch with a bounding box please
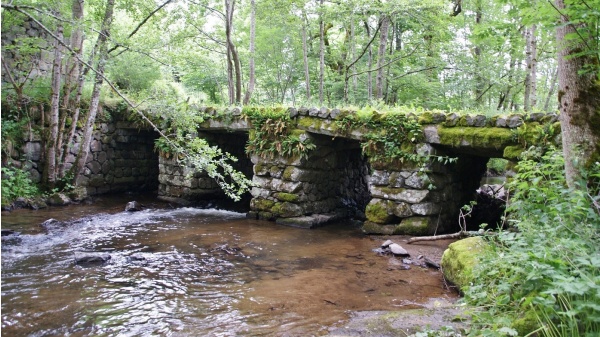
[407,231,486,244]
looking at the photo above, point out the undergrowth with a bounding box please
[464,146,600,337]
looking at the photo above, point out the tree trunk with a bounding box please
[555,0,600,188]
[71,0,115,185]
[375,15,389,100]
[225,0,235,104]
[543,68,558,112]
[319,0,325,105]
[301,12,311,101]
[242,0,255,105]
[473,0,484,106]
[524,24,538,111]
[43,25,63,189]
[57,0,85,178]
[364,21,373,100]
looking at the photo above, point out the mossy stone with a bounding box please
[512,310,540,336]
[393,217,433,235]
[438,126,514,149]
[252,198,275,211]
[365,199,393,224]
[297,116,323,130]
[418,111,434,124]
[503,145,524,160]
[441,237,490,291]
[274,192,299,203]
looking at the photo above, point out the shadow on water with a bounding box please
[1,194,457,336]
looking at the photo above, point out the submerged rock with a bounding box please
[74,253,111,266]
[1,229,18,236]
[125,201,142,212]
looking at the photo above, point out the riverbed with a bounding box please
[1,194,458,336]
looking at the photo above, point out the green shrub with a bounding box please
[1,165,40,206]
[464,147,600,336]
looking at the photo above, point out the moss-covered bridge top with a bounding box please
[196,106,560,160]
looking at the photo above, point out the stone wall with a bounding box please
[5,118,159,195]
[363,144,488,235]
[248,133,370,228]
[1,17,52,86]
[76,122,159,194]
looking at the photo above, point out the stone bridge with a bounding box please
[158,107,559,235]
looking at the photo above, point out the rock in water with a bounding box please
[75,253,111,266]
[125,201,142,212]
[389,243,409,256]
[381,240,394,248]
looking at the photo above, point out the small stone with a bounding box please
[389,243,409,256]
[372,247,387,254]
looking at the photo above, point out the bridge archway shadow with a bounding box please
[158,131,254,211]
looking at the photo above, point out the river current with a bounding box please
[1,194,457,336]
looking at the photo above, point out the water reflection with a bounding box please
[2,197,456,336]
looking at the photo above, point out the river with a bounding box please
[1,194,457,336]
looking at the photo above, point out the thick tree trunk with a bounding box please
[71,0,115,185]
[555,0,600,188]
[242,0,255,105]
[43,25,63,188]
[375,15,389,99]
[524,25,538,111]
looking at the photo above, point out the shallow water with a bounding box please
[1,195,457,336]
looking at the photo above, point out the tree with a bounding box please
[554,0,600,188]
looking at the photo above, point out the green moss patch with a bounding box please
[394,217,434,235]
[365,200,393,224]
[274,192,299,203]
[441,237,490,291]
[438,126,514,149]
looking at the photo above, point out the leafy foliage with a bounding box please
[243,107,316,160]
[334,106,455,167]
[464,146,600,336]
[1,165,39,206]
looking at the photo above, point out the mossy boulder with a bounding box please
[441,237,490,291]
[512,310,540,336]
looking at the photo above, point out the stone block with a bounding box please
[395,217,437,235]
[411,202,442,215]
[369,170,390,186]
[391,202,413,218]
[370,186,429,203]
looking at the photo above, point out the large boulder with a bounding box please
[441,236,489,291]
